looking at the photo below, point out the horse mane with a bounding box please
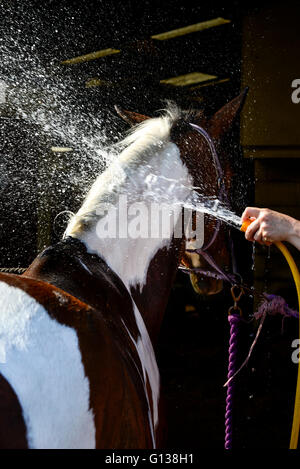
[117,102,181,154]
[65,104,184,237]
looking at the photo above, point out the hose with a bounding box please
[241,219,300,449]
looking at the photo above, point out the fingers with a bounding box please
[242,207,272,245]
[245,218,260,241]
[247,225,272,245]
[253,228,269,245]
[241,207,261,222]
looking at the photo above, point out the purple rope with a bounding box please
[225,313,240,450]
[255,293,299,321]
[224,292,299,450]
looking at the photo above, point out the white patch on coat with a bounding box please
[64,108,193,289]
[131,305,160,430]
[65,111,192,290]
[0,281,96,449]
[121,303,160,448]
[72,142,191,289]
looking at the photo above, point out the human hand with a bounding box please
[241,207,298,245]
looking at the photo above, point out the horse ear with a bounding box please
[208,87,249,138]
[114,105,151,126]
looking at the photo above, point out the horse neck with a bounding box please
[81,225,184,343]
[67,139,191,343]
[129,237,184,344]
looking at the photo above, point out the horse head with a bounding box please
[115,90,248,297]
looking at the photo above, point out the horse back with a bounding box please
[0,272,155,448]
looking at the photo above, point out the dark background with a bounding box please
[0,0,298,449]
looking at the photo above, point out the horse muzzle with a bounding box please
[189,272,223,296]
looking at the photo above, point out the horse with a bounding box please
[0,91,246,449]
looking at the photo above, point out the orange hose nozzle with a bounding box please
[240,219,254,233]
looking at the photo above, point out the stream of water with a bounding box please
[187,191,242,229]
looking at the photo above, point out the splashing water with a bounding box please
[0,3,125,264]
[187,190,242,229]
[138,173,242,229]
[159,178,242,229]
[0,1,245,268]
[0,2,124,202]
[1,50,119,195]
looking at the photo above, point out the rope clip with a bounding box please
[228,284,244,316]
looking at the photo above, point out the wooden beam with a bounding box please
[62,48,120,65]
[190,77,230,90]
[160,72,217,87]
[151,17,231,41]
[61,17,230,65]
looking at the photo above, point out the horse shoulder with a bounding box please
[0,273,154,448]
